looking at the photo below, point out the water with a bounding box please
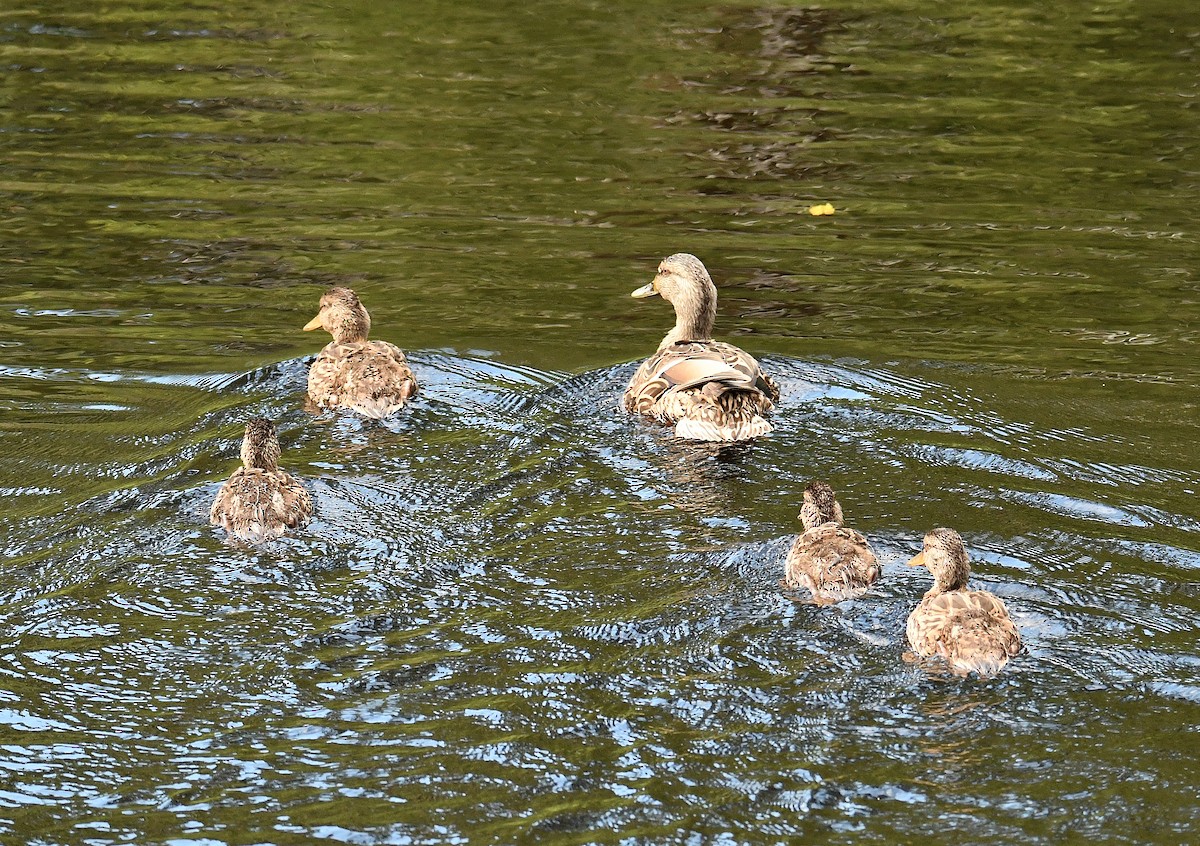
[1,0,1198,842]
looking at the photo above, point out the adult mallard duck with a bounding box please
[906,528,1022,676]
[303,287,417,419]
[210,418,313,542]
[623,253,779,441]
[783,481,880,603]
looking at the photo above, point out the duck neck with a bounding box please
[660,293,716,347]
[241,445,279,472]
[331,319,369,345]
[800,501,843,531]
[929,566,969,595]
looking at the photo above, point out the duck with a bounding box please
[303,286,417,418]
[783,481,880,603]
[906,528,1022,676]
[623,253,779,441]
[210,418,313,542]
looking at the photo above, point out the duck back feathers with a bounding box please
[784,523,880,603]
[210,466,313,542]
[906,589,1022,676]
[307,339,417,419]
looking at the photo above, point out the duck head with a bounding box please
[304,287,371,344]
[908,527,971,594]
[631,253,718,346]
[799,480,845,530]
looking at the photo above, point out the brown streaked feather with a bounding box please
[210,467,313,542]
[758,371,781,405]
[308,340,417,419]
[624,340,775,441]
[906,589,1022,676]
[784,523,880,602]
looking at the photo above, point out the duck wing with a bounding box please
[624,341,775,412]
[624,341,777,441]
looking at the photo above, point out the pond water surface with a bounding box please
[1,0,1198,843]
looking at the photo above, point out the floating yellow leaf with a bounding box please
[808,202,836,216]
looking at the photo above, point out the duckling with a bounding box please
[906,528,1022,676]
[303,287,417,419]
[624,253,779,441]
[210,418,313,542]
[783,481,880,603]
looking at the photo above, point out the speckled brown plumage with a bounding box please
[210,419,313,542]
[906,528,1022,676]
[783,482,879,603]
[304,287,417,419]
[623,254,778,441]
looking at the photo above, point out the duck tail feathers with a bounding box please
[675,412,773,442]
[346,384,415,419]
[348,398,405,420]
[948,653,1008,677]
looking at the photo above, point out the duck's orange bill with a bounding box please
[630,282,658,299]
[907,551,926,567]
[303,314,323,331]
